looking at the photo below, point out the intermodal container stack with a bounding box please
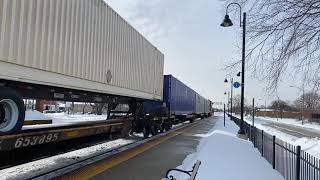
[0,0,164,101]
[144,75,212,118]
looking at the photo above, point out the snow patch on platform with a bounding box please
[169,114,284,180]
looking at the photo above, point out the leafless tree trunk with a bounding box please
[82,103,89,115]
[90,103,107,115]
[294,91,320,110]
[231,94,248,114]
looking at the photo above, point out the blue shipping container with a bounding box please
[143,75,196,116]
[164,75,196,115]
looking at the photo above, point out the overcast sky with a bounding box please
[104,0,304,108]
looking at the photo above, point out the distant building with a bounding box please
[256,108,320,123]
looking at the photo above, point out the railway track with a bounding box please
[0,118,132,169]
[0,119,199,180]
[0,132,134,170]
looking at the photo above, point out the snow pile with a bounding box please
[22,112,110,130]
[254,116,320,131]
[45,112,108,124]
[0,139,134,180]
[169,114,284,180]
[242,115,320,158]
[24,110,52,121]
[24,110,108,125]
[295,138,320,157]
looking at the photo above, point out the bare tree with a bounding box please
[82,103,89,115]
[270,99,293,111]
[232,94,248,114]
[90,103,107,115]
[224,0,320,91]
[294,92,320,110]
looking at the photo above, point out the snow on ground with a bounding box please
[168,113,284,180]
[45,112,108,124]
[0,139,134,180]
[23,110,196,134]
[252,115,320,131]
[24,110,108,124]
[24,110,52,121]
[23,111,109,129]
[234,114,320,159]
[23,111,195,130]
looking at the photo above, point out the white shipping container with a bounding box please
[204,99,210,114]
[195,94,206,114]
[0,0,164,100]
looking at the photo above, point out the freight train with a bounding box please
[0,0,212,137]
[140,75,212,137]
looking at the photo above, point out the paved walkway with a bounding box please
[60,117,217,180]
[59,115,284,180]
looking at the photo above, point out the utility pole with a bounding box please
[224,76,234,117]
[230,78,233,116]
[228,91,230,114]
[252,98,255,127]
[224,104,226,127]
[277,96,280,121]
[264,100,267,117]
[302,87,305,125]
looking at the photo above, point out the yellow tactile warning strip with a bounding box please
[58,123,197,180]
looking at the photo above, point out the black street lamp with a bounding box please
[224,91,230,114]
[224,75,233,117]
[221,3,246,134]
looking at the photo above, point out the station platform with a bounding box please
[59,117,218,180]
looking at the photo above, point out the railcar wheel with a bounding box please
[0,87,25,134]
[189,118,194,123]
[143,126,150,138]
[160,124,164,133]
[151,125,159,136]
[164,122,171,131]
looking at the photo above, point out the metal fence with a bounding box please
[229,115,320,180]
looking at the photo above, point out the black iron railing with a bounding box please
[229,115,320,180]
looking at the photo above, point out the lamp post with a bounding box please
[289,85,305,125]
[221,3,246,134]
[224,91,230,114]
[252,98,255,127]
[257,98,267,116]
[258,98,267,111]
[224,75,234,116]
[276,96,280,121]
